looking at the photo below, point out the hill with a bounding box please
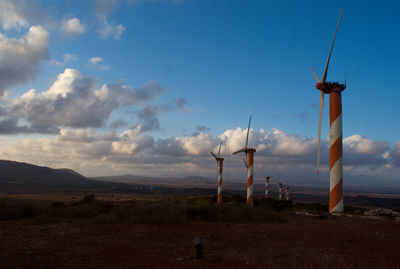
[90,174,216,188]
[0,160,88,190]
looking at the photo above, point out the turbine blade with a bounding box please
[217,141,223,157]
[232,148,245,155]
[245,115,252,149]
[321,8,343,83]
[210,152,217,159]
[310,65,321,82]
[317,91,324,175]
[243,158,248,168]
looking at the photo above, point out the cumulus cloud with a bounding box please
[0,26,49,95]
[343,135,389,166]
[132,98,187,132]
[389,141,400,166]
[0,0,29,30]
[0,124,397,182]
[0,68,185,135]
[0,0,50,30]
[61,18,86,37]
[112,127,154,154]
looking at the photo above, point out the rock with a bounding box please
[364,208,400,217]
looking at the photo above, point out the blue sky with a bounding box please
[0,0,399,188]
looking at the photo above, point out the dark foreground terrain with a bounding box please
[0,195,399,269]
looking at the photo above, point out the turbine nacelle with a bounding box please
[315,82,346,93]
[210,152,224,162]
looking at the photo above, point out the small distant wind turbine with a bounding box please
[285,187,290,201]
[265,176,271,199]
[277,183,283,201]
[310,9,346,213]
[232,116,256,207]
[210,141,224,205]
[262,166,271,199]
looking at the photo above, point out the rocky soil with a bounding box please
[1,214,399,269]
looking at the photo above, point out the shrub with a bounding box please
[80,194,97,204]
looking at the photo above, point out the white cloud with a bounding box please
[60,18,86,37]
[112,127,154,154]
[389,141,400,166]
[0,68,185,134]
[342,135,389,167]
[0,25,49,95]
[50,53,78,66]
[0,125,398,183]
[344,134,388,154]
[179,132,215,155]
[90,57,103,65]
[0,0,50,31]
[0,0,29,30]
[97,16,125,39]
[89,56,109,70]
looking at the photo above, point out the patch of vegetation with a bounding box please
[0,194,371,223]
[293,202,329,213]
[0,199,41,220]
[80,194,97,204]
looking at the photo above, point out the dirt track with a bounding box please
[1,215,399,269]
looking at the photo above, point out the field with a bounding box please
[1,194,400,268]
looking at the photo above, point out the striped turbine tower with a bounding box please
[265,176,270,199]
[311,9,346,213]
[233,116,256,207]
[278,183,283,201]
[285,187,290,200]
[211,141,224,205]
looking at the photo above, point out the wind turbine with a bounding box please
[232,116,256,207]
[262,166,272,199]
[311,9,346,213]
[265,176,271,199]
[277,183,283,201]
[210,141,224,205]
[285,187,290,201]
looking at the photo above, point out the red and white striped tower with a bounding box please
[311,9,345,213]
[265,176,270,199]
[210,141,224,205]
[246,148,256,207]
[285,187,290,200]
[278,183,283,201]
[216,158,224,205]
[329,89,344,212]
[233,115,256,207]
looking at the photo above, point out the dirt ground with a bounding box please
[0,215,399,269]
